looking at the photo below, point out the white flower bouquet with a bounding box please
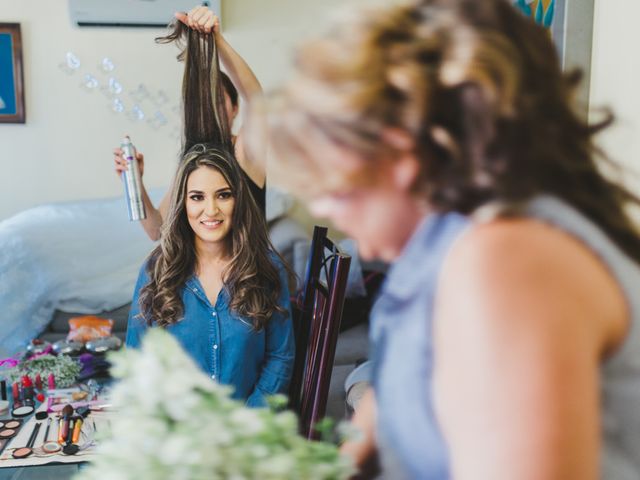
[76,329,355,480]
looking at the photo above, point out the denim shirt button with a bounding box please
[213,344,218,350]
[211,374,216,380]
[212,311,216,316]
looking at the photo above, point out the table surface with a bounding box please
[0,463,82,480]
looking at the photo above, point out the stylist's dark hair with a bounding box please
[156,21,232,156]
[139,144,287,330]
[221,72,239,108]
[267,0,640,263]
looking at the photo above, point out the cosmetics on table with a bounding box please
[11,405,35,418]
[0,419,24,456]
[11,421,41,459]
[0,380,7,414]
[70,416,83,444]
[42,417,61,454]
[58,404,74,445]
[0,386,104,462]
[0,420,23,440]
[21,376,34,407]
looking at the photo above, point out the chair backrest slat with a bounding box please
[288,226,351,439]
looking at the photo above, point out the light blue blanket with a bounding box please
[0,189,164,357]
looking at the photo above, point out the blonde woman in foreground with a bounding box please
[258,0,640,478]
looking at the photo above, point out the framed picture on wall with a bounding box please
[0,23,25,124]
[512,0,595,116]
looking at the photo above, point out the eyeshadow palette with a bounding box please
[0,419,24,456]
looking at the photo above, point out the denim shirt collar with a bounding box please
[381,212,470,301]
[185,276,228,309]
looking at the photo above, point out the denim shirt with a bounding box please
[126,255,295,408]
[370,213,470,479]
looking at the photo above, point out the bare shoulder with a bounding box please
[437,217,627,355]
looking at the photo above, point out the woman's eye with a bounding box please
[190,194,204,201]
[218,191,233,200]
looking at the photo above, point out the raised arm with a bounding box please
[175,6,262,102]
[175,6,265,187]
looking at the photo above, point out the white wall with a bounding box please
[0,2,183,220]
[590,0,640,192]
[1,0,638,222]
[0,0,372,221]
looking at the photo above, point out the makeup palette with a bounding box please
[0,419,24,456]
[0,419,23,439]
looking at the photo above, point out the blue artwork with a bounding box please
[0,32,17,116]
[513,0,556,28]
[514,0,532,16]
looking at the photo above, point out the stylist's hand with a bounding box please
[113,147,145,178]
[175,5,219,35]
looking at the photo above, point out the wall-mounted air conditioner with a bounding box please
[69,0,221,28]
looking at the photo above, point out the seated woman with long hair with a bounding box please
[126,145,294,407]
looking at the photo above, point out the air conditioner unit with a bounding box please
[69,0,221,28]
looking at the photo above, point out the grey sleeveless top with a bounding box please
[370,195,640,479]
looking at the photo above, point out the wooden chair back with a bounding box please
[289,226,351,439]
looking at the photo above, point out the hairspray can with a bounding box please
[121,136,147,221]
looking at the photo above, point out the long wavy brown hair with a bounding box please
[138,145,286,330]
[156,21,233,155]
[263,0,640,263]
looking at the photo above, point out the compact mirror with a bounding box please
[42,441,62,454]
[11,405,35,418]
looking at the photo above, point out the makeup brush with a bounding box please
[42,417,51,445]
[58,404,74,444]
[71,416,83,444]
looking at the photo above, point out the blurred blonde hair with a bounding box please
[257,0,640,262]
